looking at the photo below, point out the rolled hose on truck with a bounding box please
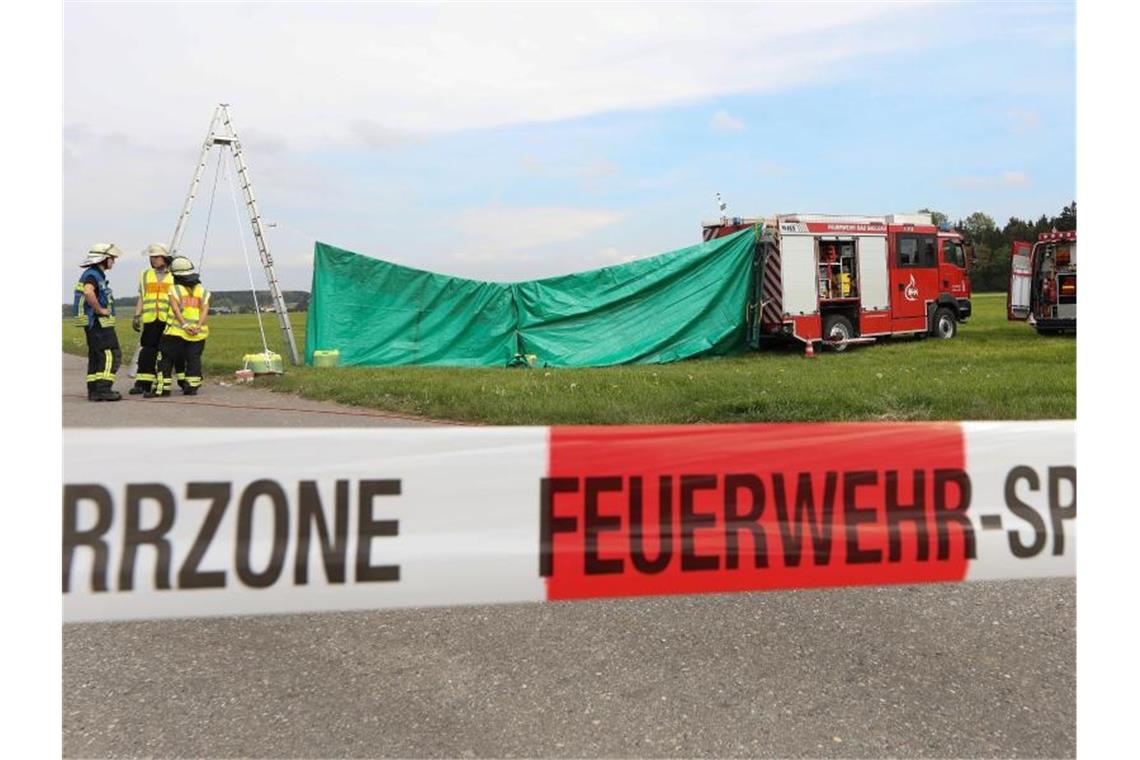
[63,421,1074,623]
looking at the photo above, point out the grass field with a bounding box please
[63,292,1074,424]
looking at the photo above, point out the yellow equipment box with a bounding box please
[312,349,340,367]
[243,351,284,375]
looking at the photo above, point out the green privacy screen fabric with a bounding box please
[511,230,754,366]
[306,228,754,368]
[306,243,518,367]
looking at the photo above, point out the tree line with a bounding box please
[63,290,310,318]
[922,201,1076,292]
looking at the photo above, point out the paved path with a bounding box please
[64,581,1075,759]
[62,353,437,428]
[61,354,1075,758]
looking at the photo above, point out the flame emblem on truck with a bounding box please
[904,274,919,301]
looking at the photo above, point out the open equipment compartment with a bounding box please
[1019,230,1077,333]
[816,237,859,301]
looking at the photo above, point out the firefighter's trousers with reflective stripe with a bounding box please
[133,320,186,390]
[155,335,205,393]
[85,324,121,397]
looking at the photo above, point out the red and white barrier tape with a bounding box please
[63,421,1074,622]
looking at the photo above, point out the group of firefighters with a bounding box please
[73,242,211,402]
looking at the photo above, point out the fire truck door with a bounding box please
[938,239,969,298]
[890,233,937,322]
[1008,240,1033,320]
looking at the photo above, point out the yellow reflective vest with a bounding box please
[138,269,173,324]
[165,283,211,341]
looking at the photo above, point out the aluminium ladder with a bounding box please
[169,103,301,366]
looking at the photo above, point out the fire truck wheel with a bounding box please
[932,307,958,339]
[823,315,854,352]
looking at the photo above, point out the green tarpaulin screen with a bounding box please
[305,228,754,368]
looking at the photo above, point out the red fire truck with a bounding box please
[1007,229,1076,334]
[702,212,973,351]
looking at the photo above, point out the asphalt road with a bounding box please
[62,354,1076,758]
[62,353,438,428]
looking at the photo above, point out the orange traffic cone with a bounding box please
[804,340,815,358]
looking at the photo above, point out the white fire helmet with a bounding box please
[143,243,172,260]
[169,256,197,276]
[79,243,122,267]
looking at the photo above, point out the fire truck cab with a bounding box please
[1008,230,1076,334]
[702,212,972,351]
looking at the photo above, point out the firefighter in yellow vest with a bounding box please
[73,243,123,401]
[145,256,211,398]
[129,243,176,394]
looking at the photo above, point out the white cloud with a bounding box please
[451,204,624,262]
[948,171,1031,189]
[520,155,620,181]
[59,1,950,294]
[517,156,621,195]
[710,110,745,133]
[1001,171,1030,187]
[64,3,930,148]
[351,120,425,150]
[596,247,644,264]
[284,252,316,269]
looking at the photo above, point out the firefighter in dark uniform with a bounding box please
[129,243,175,394]
[146,256,211,398]
[72,243,123,402]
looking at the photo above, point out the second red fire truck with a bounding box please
[1007,229,1077,334]
[702,212,973,352]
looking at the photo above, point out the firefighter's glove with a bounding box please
[131,315,141,332]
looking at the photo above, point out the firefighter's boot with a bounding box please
[90,381,122,402]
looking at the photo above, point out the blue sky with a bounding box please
[63,1,1075,296]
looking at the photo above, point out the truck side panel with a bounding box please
[780,235,818,316]
[859,310,891,335]
[791,314,822,341]
[857,235,889,310]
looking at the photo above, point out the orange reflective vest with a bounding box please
[166,283,211,341]
[138,269,173,324]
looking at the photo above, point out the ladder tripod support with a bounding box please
[168,103,302,366]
